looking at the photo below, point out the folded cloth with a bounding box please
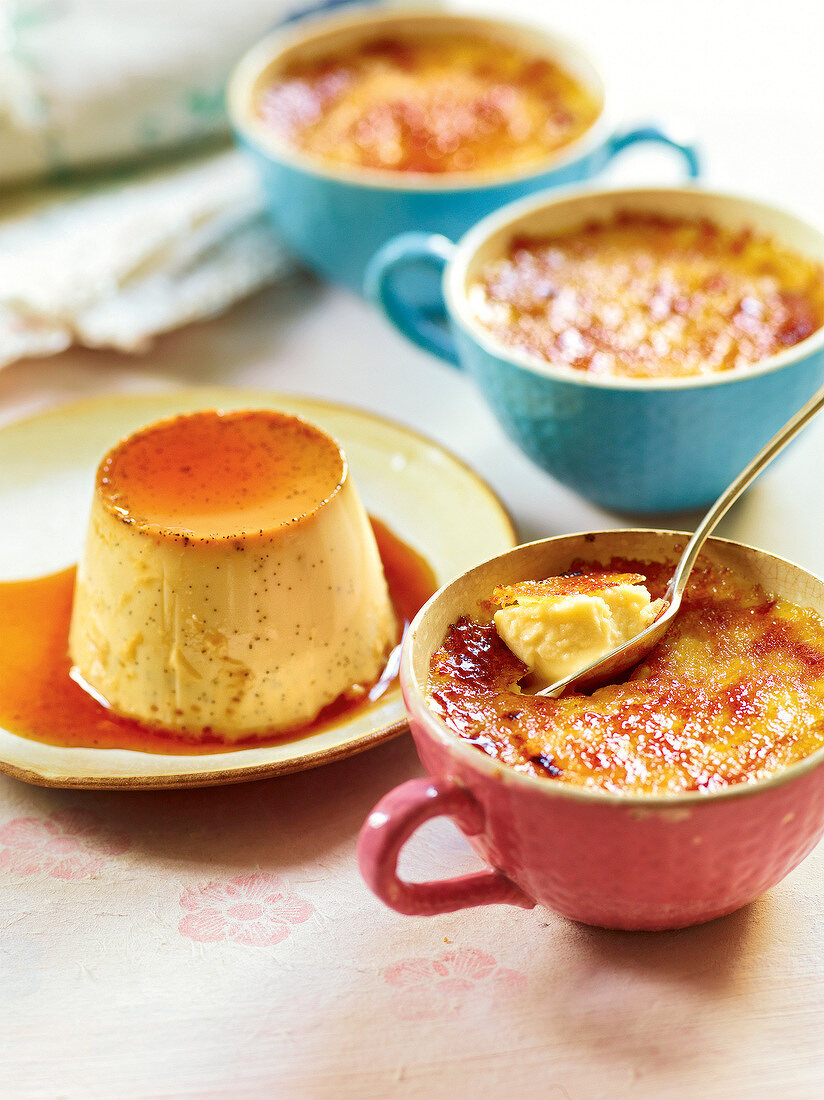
[0,0,390,369]
[0,149,291,368]
[0,0,407,370]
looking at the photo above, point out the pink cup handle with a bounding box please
[358,777,535,915]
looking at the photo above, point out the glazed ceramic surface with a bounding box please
[0,387,515,789]
[228,9,699,293]
[358,530,824,930]
[368,186,824,512]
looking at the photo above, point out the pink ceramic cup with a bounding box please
[358,530,824,931]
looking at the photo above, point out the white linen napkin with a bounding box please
[0,149,290,367]
[0,0,383,369]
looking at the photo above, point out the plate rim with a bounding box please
[0,717,410,790]
[0,387,517,789]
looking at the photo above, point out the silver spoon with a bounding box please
[536,382,824,698]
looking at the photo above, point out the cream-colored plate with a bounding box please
[0,388,515,789]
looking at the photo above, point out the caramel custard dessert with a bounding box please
[469,213,824,378]
[426,559,824,795]
[255,31,600,175]
[68,410,398,740]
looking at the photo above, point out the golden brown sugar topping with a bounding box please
[469,213,824,378]
[427,559,824,795]
[256,32,600,174]
[491,572,646,608]
[98,410,344,540]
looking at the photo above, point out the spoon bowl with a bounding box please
[537,594,680,696]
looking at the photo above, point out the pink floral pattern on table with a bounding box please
[0,807,130,880]
[179,872,314,947]
[384,947,527,1020]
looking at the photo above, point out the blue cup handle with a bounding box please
[603,124,701,178]
[365,232,460,366]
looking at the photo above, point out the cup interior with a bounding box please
[446,186,824,388]
[229,7,607,188]
[404,529,824,799]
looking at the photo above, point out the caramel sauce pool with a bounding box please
[0,518,435,754]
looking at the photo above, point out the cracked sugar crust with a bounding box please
[469,212,824,379]
[427,559,824,795]
[256,30,600,175]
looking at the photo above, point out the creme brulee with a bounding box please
[426,558,824,795]
[468,213,824,378]
[255,31,600,175]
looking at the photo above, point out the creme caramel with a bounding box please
[69,409,397,740]
[255,31,600,175]
[0,519,435,753]
[426,559,824,795]
[468,213,824,378]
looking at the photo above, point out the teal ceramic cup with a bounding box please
[367,185,824,513]
[228,8,699,294]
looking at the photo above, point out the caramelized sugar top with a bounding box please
[256,31,600,175]
[469,212,824,378]
[427,559,824,796]
[98,410,345,541]
[491,572,646,608]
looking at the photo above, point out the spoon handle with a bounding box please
[668,381,824,602]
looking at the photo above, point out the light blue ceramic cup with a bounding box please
[367,185,824,513]
[228,8,700,294]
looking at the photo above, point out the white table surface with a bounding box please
[2,1,824,1097]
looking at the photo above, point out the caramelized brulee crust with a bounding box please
[492,571,647,605]
[256,33,599,174]
[469,213,824,378]
[427,560,824,795]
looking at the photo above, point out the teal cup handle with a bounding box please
[365,232,459,366]
[602,123,701,177]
